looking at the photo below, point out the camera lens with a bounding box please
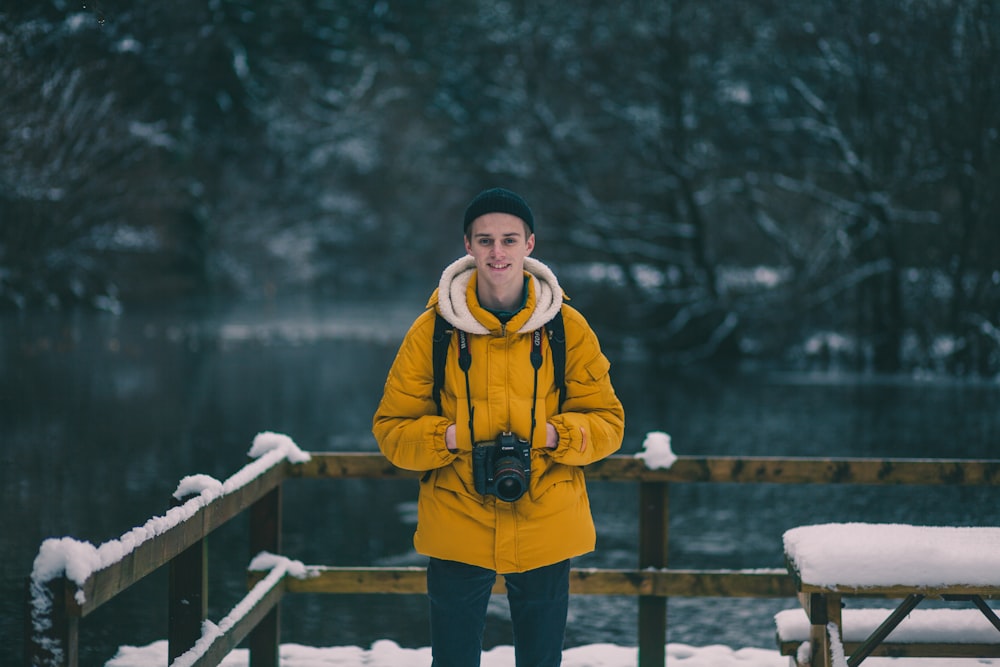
[493,456,527,502]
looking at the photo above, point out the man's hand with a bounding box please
[445,423,458,452]
[545,423,559,449]
[546,424,586,452]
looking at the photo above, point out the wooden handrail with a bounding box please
[291,453,1000,485]
[78,457,289,617]
[26,455,289,667]
[25,453,1000,667]
[176,563,287,667]
[251,565,797,598]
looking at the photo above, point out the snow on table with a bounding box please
[776,608,1000,644]
[783,523,1000,589]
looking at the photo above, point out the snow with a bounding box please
[169,556,303,667]
[174,474,224,500]
[826,622,849,667]
[248,551,312,579]
[108,551,798,666]
[30,435,1000,667]
[99,531,1000,667]
[248,430,312,464]
[103,640,1000,667]
[635,431,677,469]
[26,433,312,662]
[107,640,793,667]
[776,607,1000,644]
[779,523,1000,666]
[784,522,1000,587]
[30,432,310,595]
[31,537,103,590]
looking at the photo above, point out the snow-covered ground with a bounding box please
[106,640,784,667]
[104,639,1000,667]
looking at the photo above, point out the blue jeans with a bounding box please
[427,557,570,667]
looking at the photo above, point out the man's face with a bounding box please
[464,213,535,290]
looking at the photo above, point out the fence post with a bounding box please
[25,574,79,667]
[638,481,669,667]
[248,485,282,667]
[168,493,208,663]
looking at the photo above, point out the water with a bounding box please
[3,298,999,667]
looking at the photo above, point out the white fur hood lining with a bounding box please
[436,256,563,334]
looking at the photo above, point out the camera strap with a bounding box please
[433,310,565,448]
[529,328,543,447]
[452,328,542,448]
[432,311,565,415]
[457,330,475,445]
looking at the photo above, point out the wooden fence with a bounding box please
[25,452,1000,667]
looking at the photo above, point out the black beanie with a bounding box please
[463,187,534,233]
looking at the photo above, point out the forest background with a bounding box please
[3,0,999,375]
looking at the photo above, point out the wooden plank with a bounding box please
[247,486,282,667]
[848,593,925,666]
[648,568,797,597]
[780,640,1000,658]
[167,536,207,663]
[638,482,668,667]
[73,461,288,617]
[293,453,1000,485]
[280,567,427,594]
[588,456,1000,485]
[289,453,422,479]
[272,566,796,598]
[569,568,795,597]
[25,576,80,667]
[33,452,1000,667]
[180,571,286,667]
[248,608,279,667]
[803,592,842,667]
[797,582,1000,598]
[249,486,282,559]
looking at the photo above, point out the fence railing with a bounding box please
[25,445,1000,667]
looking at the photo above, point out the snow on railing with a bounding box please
[28,432,309,666]
[634,431,677,469]
[169,553,313,667]
[27,433,1000,667]
[827,622,849,667]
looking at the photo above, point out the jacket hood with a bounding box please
[432,256,563,334]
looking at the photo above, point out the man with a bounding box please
[372,187,625,667]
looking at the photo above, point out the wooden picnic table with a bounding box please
[783,523,1000,667]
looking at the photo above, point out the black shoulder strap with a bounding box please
[431,312,452,415]
[546,309,567,410]
[432,309,567,415]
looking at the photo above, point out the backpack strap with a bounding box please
[546,309,567,411]
[431,312,452,415]
[432,308,567,416]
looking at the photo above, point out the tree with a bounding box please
[3,0,998,374]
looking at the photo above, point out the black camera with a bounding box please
[472,432,532,502]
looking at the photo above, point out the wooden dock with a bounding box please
[25,446,1000,667]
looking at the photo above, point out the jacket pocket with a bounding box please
[427,459,480,501]
[528,461,579,502]
[585,352,611,381]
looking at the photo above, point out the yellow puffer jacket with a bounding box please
[372,256,625,574]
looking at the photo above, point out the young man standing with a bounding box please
[372,187,625,667]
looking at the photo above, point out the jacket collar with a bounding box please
[428,256,564,334]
